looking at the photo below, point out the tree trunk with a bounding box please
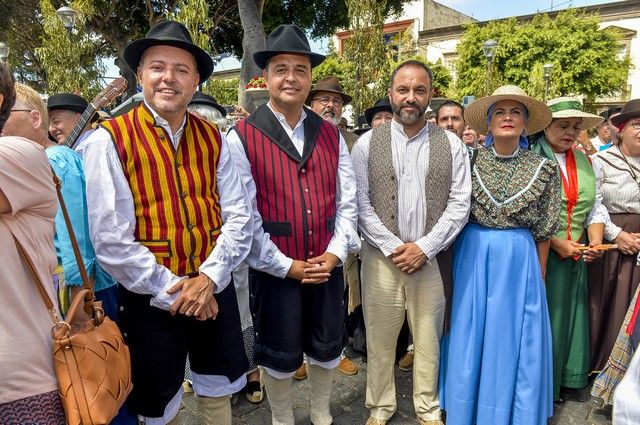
[237,0,266,112]
[113,38,137,98]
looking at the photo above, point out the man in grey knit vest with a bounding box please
[351,60,471,425]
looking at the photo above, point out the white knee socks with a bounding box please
[307,364,335,425]
[263,372,295,425]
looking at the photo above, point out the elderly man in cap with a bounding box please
[187,91,227,127]
[47,93,95,146]
[226,24,359,425]
[307,75,359,152]
[365,98,393,129]
[82,20,252,424]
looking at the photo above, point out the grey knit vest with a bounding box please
[368,121,452,240]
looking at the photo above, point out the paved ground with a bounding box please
[180,347,613,424]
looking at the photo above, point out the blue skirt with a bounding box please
[440,223,553,425]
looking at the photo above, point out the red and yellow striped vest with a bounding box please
[102,103,223,276]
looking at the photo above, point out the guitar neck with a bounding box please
[63,105,96,149]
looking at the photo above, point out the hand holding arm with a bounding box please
[583,223,605,262]
[168,274,218,320]
[303,252,339,283]
[391,243,427,274]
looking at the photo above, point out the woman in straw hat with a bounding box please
[529,97,607,402]
[440,85,560,424]
[590,98,640,408]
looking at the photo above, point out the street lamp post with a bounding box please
[56,6,78,34]
[0,42,9,64]
[543,63,554,101]
[482,39,498,95]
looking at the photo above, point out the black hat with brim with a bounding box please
[47,93,98,122]
[47,93,88,115]
[189,91,227,117]
[254,24,325,70]
[611,99,640,127]
[364,97,393,126]
[123,20,214,83]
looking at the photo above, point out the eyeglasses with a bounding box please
[10,109,31,113]
[313,96,343,107]
[628,122,640,130]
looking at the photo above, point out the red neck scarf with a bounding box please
[560,149,579,241]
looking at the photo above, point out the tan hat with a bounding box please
[306,75,352,105]
[546,96,603,130]
[464,85,552,135]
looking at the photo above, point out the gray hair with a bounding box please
[188,104,225,126]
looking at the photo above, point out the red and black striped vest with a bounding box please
[102,103,223,276]
[235,105,339,261]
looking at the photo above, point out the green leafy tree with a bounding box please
[208,77,240,105]
[36,0,105,98]
[312,53,356,95]
[344,0,388,119]
[0,0,48,91]
[454,9,631,100]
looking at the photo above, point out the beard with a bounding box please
[320,107,341,126]
[391,100,427,125]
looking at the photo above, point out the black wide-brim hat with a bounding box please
[611,99,640,127]
[254,24,325,70]
[47,93,88,115]
[47,93,98,123]
[124,20,214,83]
[189,91,227,117]
[364,97,393,126]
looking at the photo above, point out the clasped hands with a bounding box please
[287,252,340,284]
[552,238,604,262]
[168,274,218,321]
[615,231,640,256]
[391,242,427,274]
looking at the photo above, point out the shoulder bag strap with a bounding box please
[11,234,61,324]
[51,170,95,296]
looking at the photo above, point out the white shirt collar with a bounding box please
[267,101,307,132]
[391,117,429,141]
[143,99,187,145]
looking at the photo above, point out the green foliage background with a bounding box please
[453,9,631,102]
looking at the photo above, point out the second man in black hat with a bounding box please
[227,24,360,425]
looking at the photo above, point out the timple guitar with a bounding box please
[63,77,128,149]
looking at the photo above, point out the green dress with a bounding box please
[531,136,596,400]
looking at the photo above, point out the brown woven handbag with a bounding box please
[14,172,132,424]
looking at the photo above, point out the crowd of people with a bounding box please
[1,18,640,425]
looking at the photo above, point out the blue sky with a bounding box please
[437,0,618,21]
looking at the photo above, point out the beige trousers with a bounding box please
[361,241,445,422]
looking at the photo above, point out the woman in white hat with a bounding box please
[441,85,560,425]
[529,97,607,403]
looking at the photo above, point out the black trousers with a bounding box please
[118,282,248,417]
[249,267,346,373]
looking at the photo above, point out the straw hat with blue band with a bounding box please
[546,96,603,130]
[464,85,552,136]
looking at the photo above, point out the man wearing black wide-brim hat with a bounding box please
[81,20,252,424]
[226,24,360,425]
[47,93,96,146]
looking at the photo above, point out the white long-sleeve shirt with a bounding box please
[592,145,640,241]
[226,103,360,278]
[82,103,253,310]
[352,120,471,258]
